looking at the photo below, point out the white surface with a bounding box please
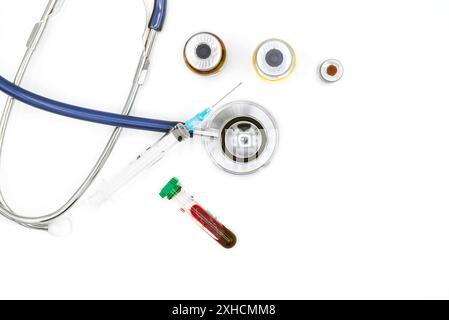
[0,0,448,300]
[48,218,73,237]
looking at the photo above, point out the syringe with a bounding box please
[88,83,242,205]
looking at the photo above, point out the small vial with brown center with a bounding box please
[320,59,344,82]
[326,65,338,77]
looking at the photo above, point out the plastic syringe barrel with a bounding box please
[89,124,189,205]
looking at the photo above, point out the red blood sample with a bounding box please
[190,205,237,249]
[326,64,338,77]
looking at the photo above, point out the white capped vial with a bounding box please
[253,39,296,81]
[320,59,344,82]
[183,32,226,75]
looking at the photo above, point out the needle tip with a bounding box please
[211,82,244,109]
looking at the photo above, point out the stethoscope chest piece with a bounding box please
[203,101,278,175]
[184,32,227,75]
[253,39,296,81]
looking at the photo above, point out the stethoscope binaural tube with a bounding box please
[0,0,170,231]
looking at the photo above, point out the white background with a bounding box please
[0,0,448,300]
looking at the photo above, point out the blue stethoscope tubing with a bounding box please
[0,0,179,133]
[0,76,179,133]
[149,0,167,31]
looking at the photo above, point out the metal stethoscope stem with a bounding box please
[0,0,165,230]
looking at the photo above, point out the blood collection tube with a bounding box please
[160,178,237,249]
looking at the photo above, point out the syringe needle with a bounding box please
[210,82,243,110]
[185,82,243,132]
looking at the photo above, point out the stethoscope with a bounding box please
[0,0,278,232]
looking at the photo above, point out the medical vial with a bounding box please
[320,59,344,82]
[253,39,296,81]
[183,32,227,75]
[160,178,237,249]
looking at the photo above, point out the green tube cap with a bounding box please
[159,177,181,200]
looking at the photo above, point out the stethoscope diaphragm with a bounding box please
[202,101,278,175]
[184,32,227,75]
[253,39,296,81]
